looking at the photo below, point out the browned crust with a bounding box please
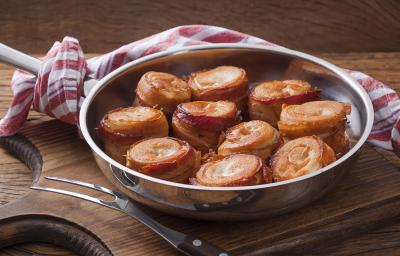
[248,86,319,127]
[323,127,351,158]
[190,154,269,187]
[188,66,249,106]
[172,114,220,153]
[271,136,336,182]
[217,120,281,160]
[277,101,351,138]
[249,89,319,105]
[135,71,191,116]
[126,137,201,183]
[173,101,240,132]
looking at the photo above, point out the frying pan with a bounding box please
[0,43,374,220]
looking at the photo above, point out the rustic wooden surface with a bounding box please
[0,52,399,255]
[0,116,400,256]
[0,0,399,53]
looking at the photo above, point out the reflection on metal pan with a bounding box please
[81,44,374,220]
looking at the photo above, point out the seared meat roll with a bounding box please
[134,71,191,117]
[188,66,248,110]
[271,136,336,181]
[172,101,239,153]
[218,120,281,160]
[98,106,168,164]
[248,80,319,126]
[190,154,272,187]
[322,126,350,158]
[126,137,201,183]
[278,100,351,156]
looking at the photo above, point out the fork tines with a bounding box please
[31,176,119,206]
[45,176,116,196]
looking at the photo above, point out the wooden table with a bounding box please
[0,52,399,255]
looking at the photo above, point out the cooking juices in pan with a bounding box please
[97,65,352,187]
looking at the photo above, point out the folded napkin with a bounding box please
[1,25,399,156]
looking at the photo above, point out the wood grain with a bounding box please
[0,0,399,53]
[0,119,400,256]
[310,217,400,256]
[320,52,400,92]
[0,147,32,206]
[0,243,76,256]
[0,52,399,255]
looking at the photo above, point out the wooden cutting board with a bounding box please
[0,116,400,256]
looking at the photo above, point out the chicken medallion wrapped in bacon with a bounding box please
[172,101,240,153]
[248,80,319,126]
[126,137,201,183]
[271,136,336,182]
[278,100,351,157]
[134,71,191,117]
[218,120,281,160]
[188,66,249,110]
[190,154,272,187]
[98,106,168,164]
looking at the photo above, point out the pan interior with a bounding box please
[86,47,367,151]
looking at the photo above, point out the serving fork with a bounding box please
[31,176,229,256]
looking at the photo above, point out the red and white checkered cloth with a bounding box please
[1,25,399,156]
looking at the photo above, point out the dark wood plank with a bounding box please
[0,0,399,53]
[308,217,400,256]
[0,243,76,256]
[319,52,400,91]
[232,191,400,255]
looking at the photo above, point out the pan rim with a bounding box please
[79,43,374,191]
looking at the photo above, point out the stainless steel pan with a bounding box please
[0,43,374,221]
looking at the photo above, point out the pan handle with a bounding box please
[0,43,42,75]
[110,164,139,189]
[0,42,98,96]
